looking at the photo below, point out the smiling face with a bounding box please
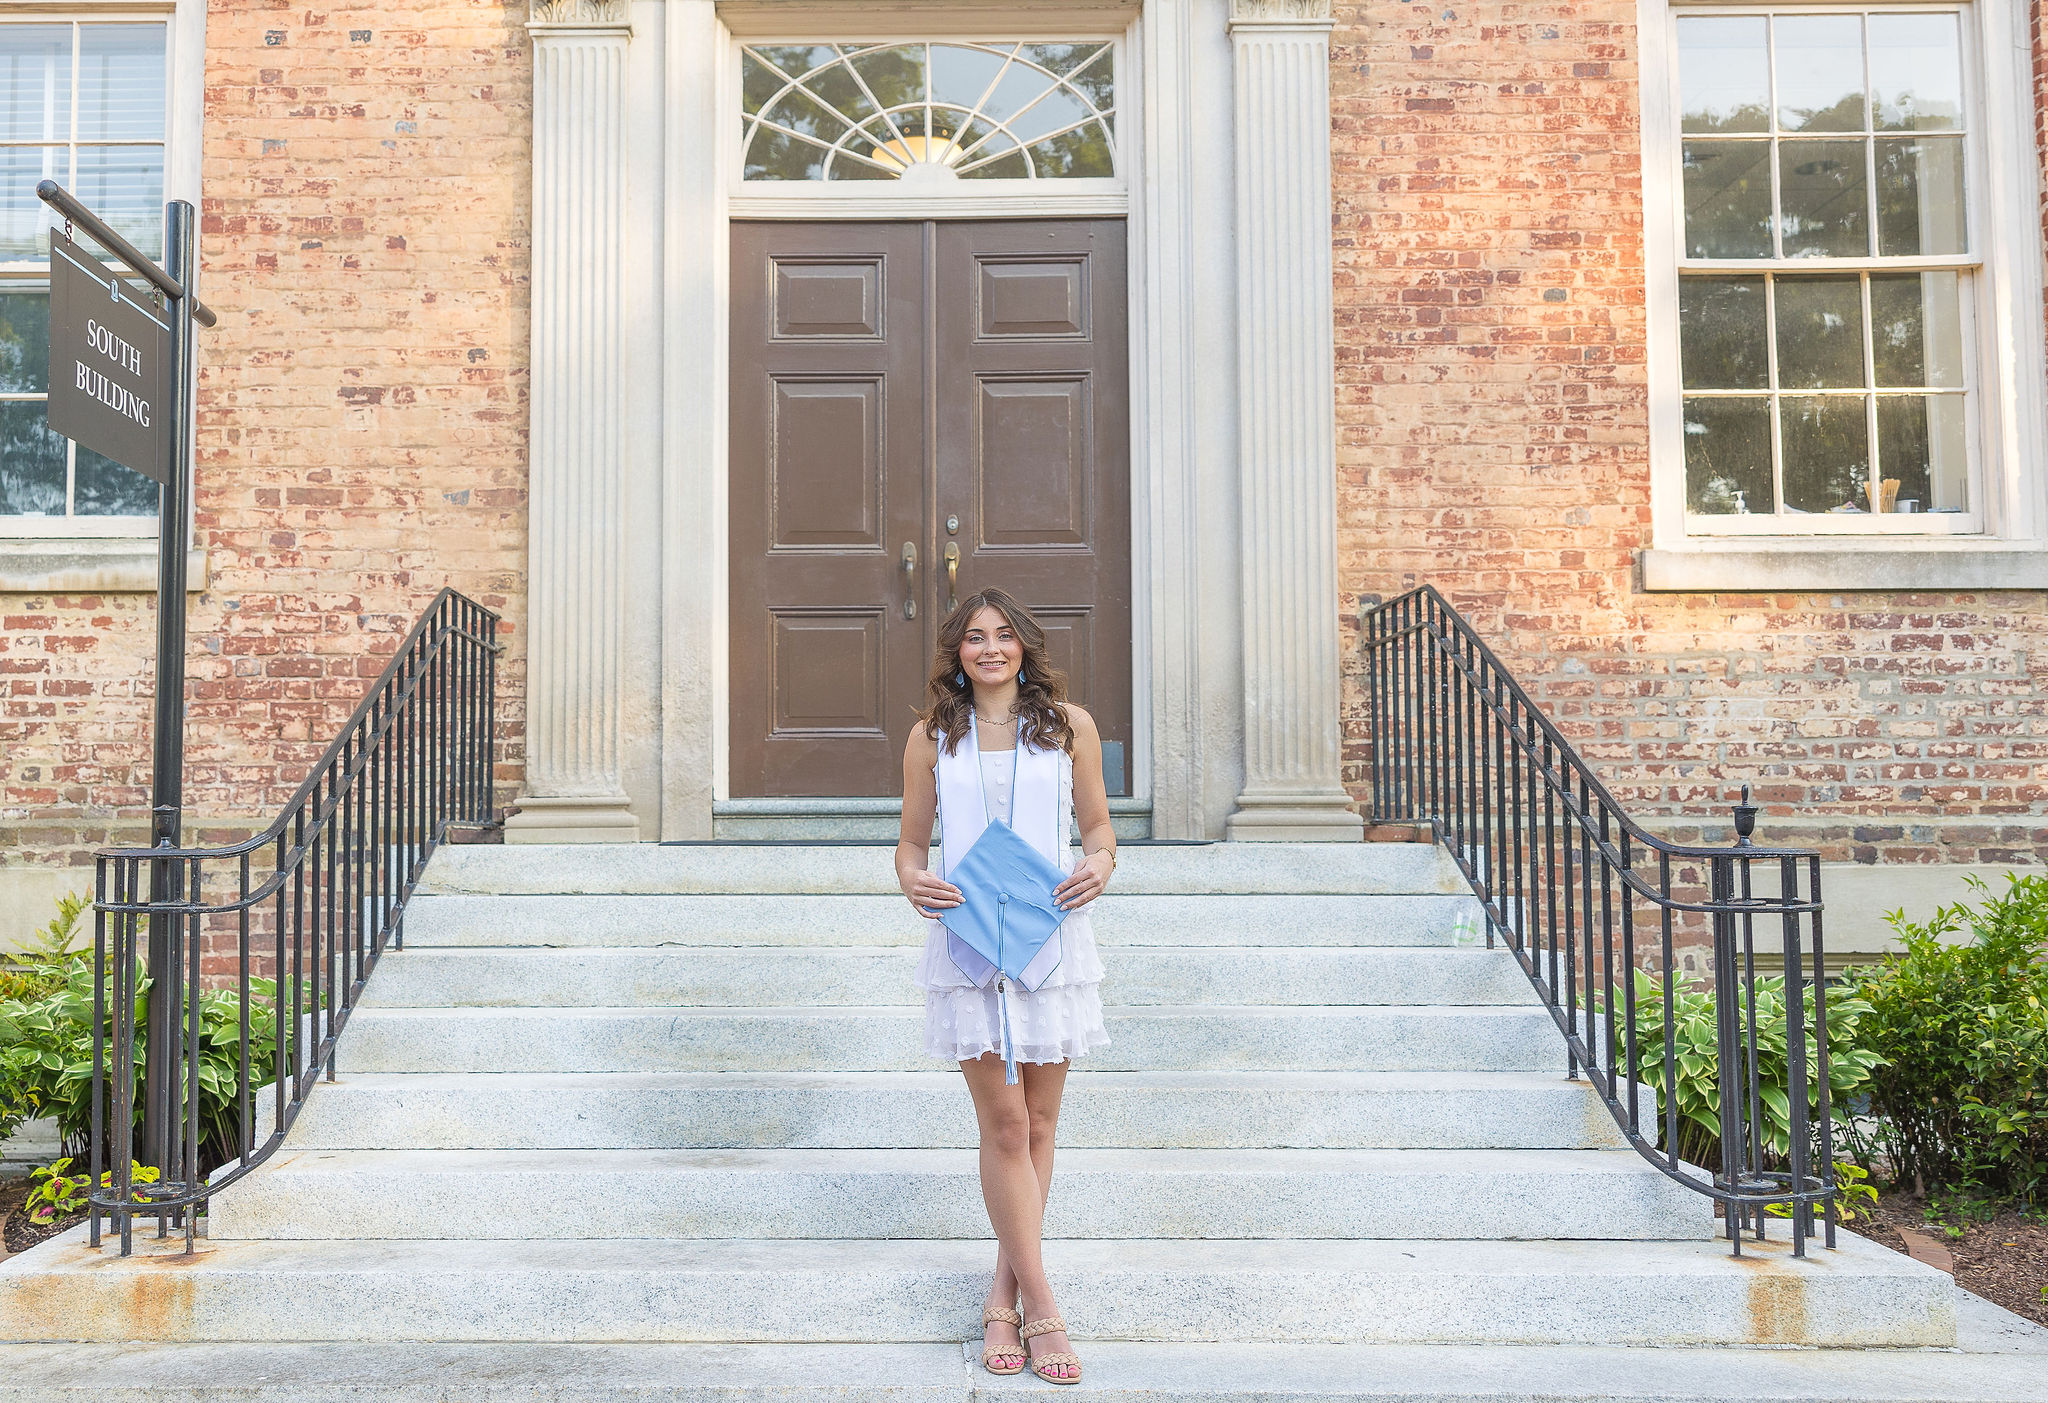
[957,605,1024,690]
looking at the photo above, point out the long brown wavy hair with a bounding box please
[920,587,1074,756]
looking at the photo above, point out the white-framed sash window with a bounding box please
[1642,0,2048,561]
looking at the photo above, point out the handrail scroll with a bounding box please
[87,589,502,1255]
[1363,586,1836,1256]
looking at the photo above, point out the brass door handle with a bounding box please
[901,542,917,620]
[944,542,959,611]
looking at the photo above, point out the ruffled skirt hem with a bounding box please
[923,979,1109,1066]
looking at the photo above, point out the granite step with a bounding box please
[0,1229,1954,1348]
[358,945,1535,1009]
[274,1069,1642,1152]
[400,892,1486,949]
[206,1147,1711,1242]
[332,1005,1566,1075]
[5,1327,2046,1403]
[417,843,1466,898]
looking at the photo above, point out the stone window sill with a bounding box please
[1638,544,2048,593]
[0,540,208,593]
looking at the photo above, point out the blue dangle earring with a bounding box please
[955,669,967,689]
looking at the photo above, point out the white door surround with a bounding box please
[511,0,1361,843]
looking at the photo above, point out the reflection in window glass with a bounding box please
[1773,15,1865,131]
[1683,396,1776,514]
[1778,140,1868,258]
[1782,396,1872,513]
[1678,16,1769,133]
[1876,138,1966,256]
[741,42,1116,181]
[1869,14,1963,131]
[1682,141,1772,258]
[1,20,170,522]
[1678,277,1768,389]
[1774,277,1865,389]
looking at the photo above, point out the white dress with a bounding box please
[915,745,1111,1066]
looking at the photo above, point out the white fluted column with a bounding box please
[506,0,641,843]
[1224,0,1362,841]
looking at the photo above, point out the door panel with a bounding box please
[731,224,926,796]
[938,221,1131,794]
[730,219,1131,798]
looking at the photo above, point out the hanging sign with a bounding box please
[46,229,171,483]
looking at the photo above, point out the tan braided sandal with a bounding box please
[1020,1315,1083,1385]
[980,1304,1026,1375]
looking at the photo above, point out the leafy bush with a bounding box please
[1606,968,1882,1194]
[1847,874,2048,1205]
[22,1156,159,1225]
[0,893,87,1006]
[1,897,308,1171]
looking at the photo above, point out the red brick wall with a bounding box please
[1330,0,2048,868]
[0,0,530,882]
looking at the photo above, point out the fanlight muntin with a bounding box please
[740,41,1118,184]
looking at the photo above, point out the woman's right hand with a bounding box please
[902,869,963,918]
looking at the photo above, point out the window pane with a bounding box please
[1020,124,1113,179]
[73,443,156,515]
[0,291,50,394]
[1871,272,1965,388]
[1678,16,1770,133]
[0,146,67,261]
[802,59,880,128]
[1779,139,1869,257]
[756,85,857,148]
[1684,396,1775,514]
[1775,276,1865,389]
[1775,15,1866,133]
[0,400,66,515]
[0,25,70,143]
[78,25,165,142]
[74,145,165,260]
[1782,395,1871,513]
[1876,395,1968,514]
[849,45,925,112]
[930,43,1009,111]
[1683,140,1773,258]
[741,50,793,115]
[1869,14,1963,132]
[1028,43,1111,110]
[1679,277,1768,388]
[744,126,828,181]
[1875,137,1966,256]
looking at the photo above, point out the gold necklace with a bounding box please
[975,710,1017,727]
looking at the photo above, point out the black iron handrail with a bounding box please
[1363,586,1836,1256]
[88,589,502,1254]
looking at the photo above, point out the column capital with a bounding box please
[528,0,633,34]
[1227,0,1335,31]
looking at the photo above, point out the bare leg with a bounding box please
[962,1054,1077,1380]
[990,1059,1067,1310]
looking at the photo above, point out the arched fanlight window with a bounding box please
[740,42,1116,182]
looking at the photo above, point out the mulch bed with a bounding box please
[1856,1191,2048,1328]
[0,1172,88,1257]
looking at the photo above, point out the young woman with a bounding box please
[895,587,1117,1386]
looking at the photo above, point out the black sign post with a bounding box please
[39,182,214,1187]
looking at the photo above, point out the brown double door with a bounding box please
[730,220,1131,798]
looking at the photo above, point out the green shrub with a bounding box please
[1,897,309,1171]
[1606,968,1882,1197]
[1847,873,2048,1204]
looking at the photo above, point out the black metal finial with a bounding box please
[1732,783,1758,847]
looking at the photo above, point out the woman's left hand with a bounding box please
[1054,850,1112,910]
